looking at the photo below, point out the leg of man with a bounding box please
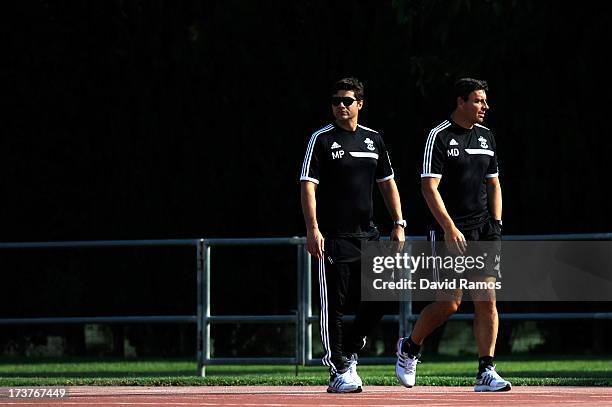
[470,224,511,392]
[318,257,351,372]
[342,300,386,388]
[396,228,464,388]
[412,229,464,344]
[318,257,362,393]
[471,275,498,357]
[410,294,462,345]
[472,279,510,392]
[344,302,386,351]
[395,290,462,388]
[343,251,387,355]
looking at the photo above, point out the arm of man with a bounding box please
[421,177,467,254]
[300,181,324,259]
[486,176,502,221]
[377,179,405,243]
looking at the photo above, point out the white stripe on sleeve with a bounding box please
[422,120,451,175]
[300,124,333,180]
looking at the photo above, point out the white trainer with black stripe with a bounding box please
[395,338,420,388]
[347,353,362,387]
[327,369,362,393]
[474,365,512,392]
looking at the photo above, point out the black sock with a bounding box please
[401,336,421,357]
[478,356,494,374]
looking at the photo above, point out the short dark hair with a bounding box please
[332,77,364,100]
[453,78,488,101]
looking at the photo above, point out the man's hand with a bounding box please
[421,177,467,254]
[444,225,467,255]
[300,181,324,259]
[307,227,325,259]
[390,224,406,252]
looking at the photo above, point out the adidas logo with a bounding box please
[450,139,458,146]
[331,142,341,149]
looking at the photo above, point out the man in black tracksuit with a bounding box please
[300,77,405,393]
[395,78,511,392]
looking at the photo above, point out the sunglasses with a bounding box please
[331,96,358,107]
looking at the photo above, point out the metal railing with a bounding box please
[196,237,311,375]
[0,239,202,326]
[2,234,612,376]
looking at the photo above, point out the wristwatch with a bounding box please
[494,219,503,227]
[393,219,407,228]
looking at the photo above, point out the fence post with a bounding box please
[197,239,211,377]
[296,243,305,366]
[196,239,203,375]
[303,245,312,364]
[398,241,414,338]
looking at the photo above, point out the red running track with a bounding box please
[1,386,612,407]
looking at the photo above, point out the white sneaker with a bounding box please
[327,369,362,393]
[347,353,363,387]
[395,338,420,388]
[474,365,512,392]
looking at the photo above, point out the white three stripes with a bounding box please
[318,259,333,371]
[301,124,333,179]
[422,120,451,174]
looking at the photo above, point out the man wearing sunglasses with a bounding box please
[300,77,405,393]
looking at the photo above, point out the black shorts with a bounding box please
[428,218,502,280]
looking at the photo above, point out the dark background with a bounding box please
[1,0,611,356]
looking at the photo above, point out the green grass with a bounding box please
[1,355,611,386]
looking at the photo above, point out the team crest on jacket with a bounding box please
[478,136,488,149]
[364,138,375,151]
